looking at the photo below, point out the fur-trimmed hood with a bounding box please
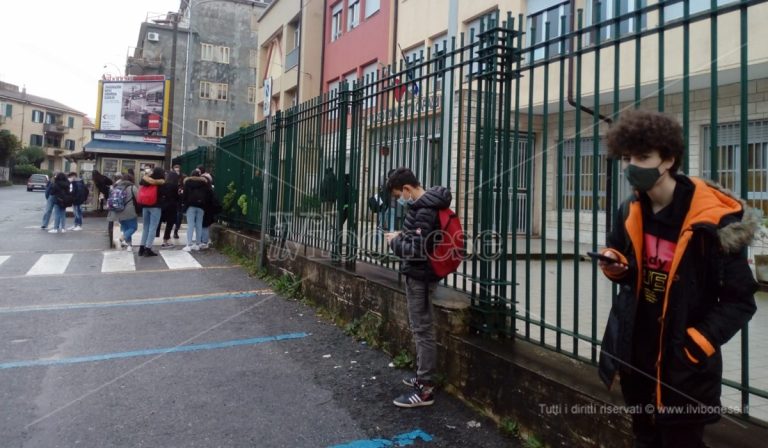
[697,178,761,253]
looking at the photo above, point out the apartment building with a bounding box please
[255,0,324,121]
[127,0,272,155]
[0,81,90,174]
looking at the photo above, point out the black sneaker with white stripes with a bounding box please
[393,381,434,408]
[402,376,418,387]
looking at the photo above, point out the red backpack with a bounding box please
[136,184,158,206]
[428,208,465,278]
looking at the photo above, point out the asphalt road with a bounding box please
[0,185,518,448]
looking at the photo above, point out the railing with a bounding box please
[44,123,68,134]
[209,0,768,423]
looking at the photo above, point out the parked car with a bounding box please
[27,174,49,192]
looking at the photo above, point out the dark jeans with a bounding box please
[620,371,707,448]
[156,204,179,241]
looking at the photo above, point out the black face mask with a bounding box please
[624,162,665,192]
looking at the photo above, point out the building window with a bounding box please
[216,83,228,101]
[250,49,258,68]
[362,62,378,108]
[365,0,380,18]
[432,36,447,79]
[248,86,258,104]
[293,23,301,50]
[32,110,43,123]
[586,0,647,43]
[328,80,340,117]
[45,134,61,148]
[65,139,75,150]
[348,0,360,30]
[528,1,571,61]
[200,81,212,99]
[4,103,12,117]
[215,121,226,138]
[664,0,737,23]
[201,43,230,63]
[703,120,768,215]
[561,136,609,211]
[45,113,57,125]
[67,116,75,128]
[197,119,210,137]
[331,2,343,41]
[218,46,230,64]
[30,134,43,146]
[466,12,497,76]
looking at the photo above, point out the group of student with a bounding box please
[41,172,89,233]
[385,109,757,448]
[105,164,220,256]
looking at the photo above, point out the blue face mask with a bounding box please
[397,192,415,207]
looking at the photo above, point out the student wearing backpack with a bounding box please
[67,172,88,231]
[384,167,456,408]
[48,172,73,234]
[137,167,166,256]
[109,173,139,251]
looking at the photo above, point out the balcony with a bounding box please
[44,123,69,134]
[285,47,299,72]
[127,55,163,69]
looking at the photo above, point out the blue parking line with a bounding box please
[0,333,308,370]
[329,430,433,447]
[0,290,272,314]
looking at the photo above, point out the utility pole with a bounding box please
[154,13,180,169]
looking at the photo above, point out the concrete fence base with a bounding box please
[212,225,767,447]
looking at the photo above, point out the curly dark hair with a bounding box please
[606,109,684,173]
[386,167,420,192]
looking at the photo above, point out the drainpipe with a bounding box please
[566,0,615,231]
[319,0,327,94]
[391,0,399,74]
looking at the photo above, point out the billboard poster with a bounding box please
[97,78,167,135]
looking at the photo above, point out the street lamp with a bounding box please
[153,13,180,170]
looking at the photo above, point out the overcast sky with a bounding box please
[1,0,181,119]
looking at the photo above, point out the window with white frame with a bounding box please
[561,136,609,211]
[197,119,210,137]
[201,43,214,61]
[216,83,228,101]
[32,110,43,123]
[586,0,647,43]
[200,82,228,101]
[362,62,378,108]
[527,1,570,61]
[431,35,447,80]
[248,86,258,104]
[348,0,360,30]
[466,12,497,77]
[344,71,358,89]
[328,80,340,118]
[217,46,230,64]
[293,23,301,50]
[365,0,380,18]
[200,81,212,99]
[702,120,768,216]
[215,121,226,138]
[201,43,230,63]
[331,2,343,41]
[664,0,737,23]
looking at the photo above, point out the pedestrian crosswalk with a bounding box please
[0,249,213,277]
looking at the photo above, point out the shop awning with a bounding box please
[83,139,166,157]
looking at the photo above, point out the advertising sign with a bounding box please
[97,78,168,135]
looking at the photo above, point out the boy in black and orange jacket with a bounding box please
[597,110,758,447]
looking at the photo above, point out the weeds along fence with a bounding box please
[207,1,768,421]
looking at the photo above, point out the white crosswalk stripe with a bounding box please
[0,250,206,277]
[159,250,203,270]
[26,253,74,276]
[101,251,136,273]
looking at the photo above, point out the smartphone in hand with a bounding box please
[586,251,626,265]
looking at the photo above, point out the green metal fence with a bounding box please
[210,0,768,422]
